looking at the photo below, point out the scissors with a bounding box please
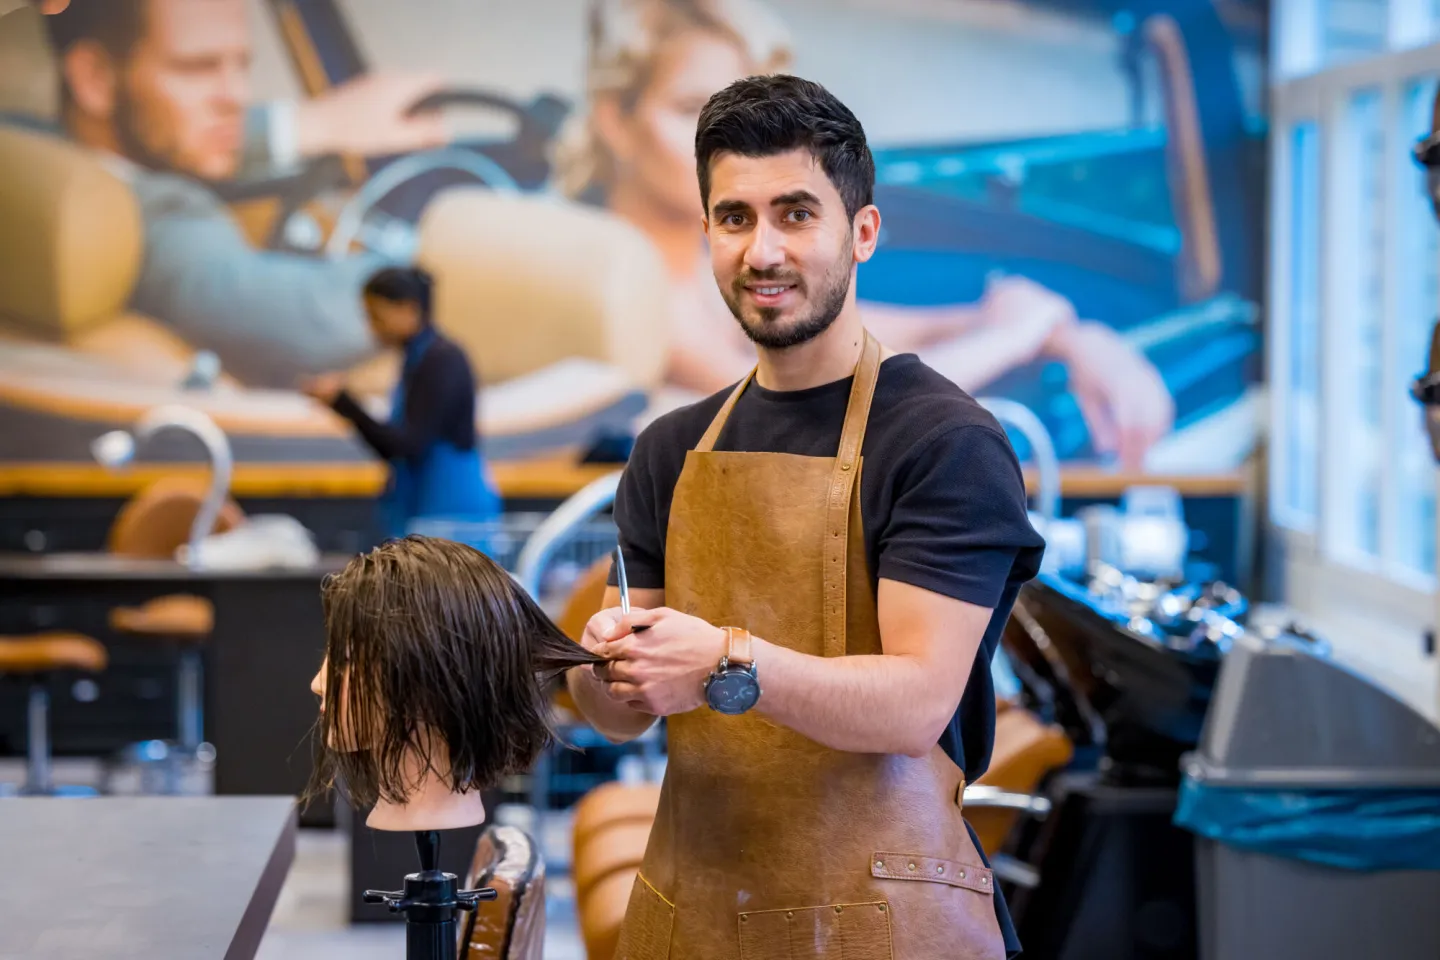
[614,547,648,632]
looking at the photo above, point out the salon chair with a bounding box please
[103,477,244,793]
[0,631,108,796]
[965,705,1074,857]
[570,782,661,960]
[459,824,547,960]
[552,556,612,716]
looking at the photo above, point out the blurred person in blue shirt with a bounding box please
[301,267,500,539]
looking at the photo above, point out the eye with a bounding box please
[722,213,747,227]
[787,208,812,222]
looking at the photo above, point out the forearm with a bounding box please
[916,325,1041,393]
[751,638,951,757]
[566,665,656,743]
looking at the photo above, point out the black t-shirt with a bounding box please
[614,352,1044,777]
[332,333,479,463]
[613,353,1043,956]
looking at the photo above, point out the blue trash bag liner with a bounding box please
[1174,777,1440,872]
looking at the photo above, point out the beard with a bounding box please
[720,242,853,350]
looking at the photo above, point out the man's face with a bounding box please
[89,0,252,180]
[704,148,864,349]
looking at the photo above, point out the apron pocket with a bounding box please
[615,872,675,960]
[870,852,994,895]
[738,901,893,960]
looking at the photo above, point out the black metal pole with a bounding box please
[362,830,497,960]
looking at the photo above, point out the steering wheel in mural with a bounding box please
[261,88,569,257]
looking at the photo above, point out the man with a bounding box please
[569,74,1044,959]
[29,0,450,386]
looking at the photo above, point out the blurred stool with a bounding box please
[461,824,547,959]
[103,477,242,795]
[0,632,108,797]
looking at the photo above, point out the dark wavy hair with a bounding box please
[695,73,874,221]
[362,266,435,325]
[306,535,601,811]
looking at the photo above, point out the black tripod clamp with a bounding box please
[363,830,499,960]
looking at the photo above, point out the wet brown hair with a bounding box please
[306,535,602,811]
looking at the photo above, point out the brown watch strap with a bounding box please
[722,626,754,668]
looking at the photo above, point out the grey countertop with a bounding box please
[0,552,352,581]
[0,796,297,960]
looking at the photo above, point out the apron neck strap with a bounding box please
[822,331,881,657]
[694,331,884,455]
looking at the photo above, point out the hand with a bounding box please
[978,275,1079,365]
[590,607,727,717]
[299,373,345,406]
[1047,322,1174,470]
[296,72,451,159]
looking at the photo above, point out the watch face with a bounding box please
[706,669,760,715]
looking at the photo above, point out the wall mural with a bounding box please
[0,0,1265,480]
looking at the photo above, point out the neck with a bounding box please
[607,177,702,279]
[66,109,124,159]
[364,732,487,832]
[754,309,868,392]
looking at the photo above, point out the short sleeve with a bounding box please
[876,424,1045,608]
[609,423,670,590]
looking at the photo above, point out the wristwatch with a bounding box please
[704,626,760,715]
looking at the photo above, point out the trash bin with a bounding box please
[1174,629,1440,960]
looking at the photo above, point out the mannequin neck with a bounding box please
[364,732,487,832]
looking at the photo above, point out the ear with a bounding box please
[852,204,882,264]
[63,40,119,121]
[591,93,636,166]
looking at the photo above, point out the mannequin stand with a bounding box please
[363,830,497,960]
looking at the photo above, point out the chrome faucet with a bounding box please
[978,396,1060,528]
[90,405,235,568]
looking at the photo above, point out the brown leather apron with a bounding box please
[614,332,1007,960]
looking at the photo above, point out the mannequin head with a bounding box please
[306,535,600,814]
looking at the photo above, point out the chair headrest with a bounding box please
[415,188,672,389]
[0,125,142,336]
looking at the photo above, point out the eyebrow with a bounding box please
[711,190,826,218]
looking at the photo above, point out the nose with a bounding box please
[743,219,786,273]
[310,659,327,700]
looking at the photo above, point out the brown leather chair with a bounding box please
[570,782,662,960]
[0,632,107,796]
[966,707,1074,856]
[459,824,547,960]
[104,477,244,790]
[552,556,612,716]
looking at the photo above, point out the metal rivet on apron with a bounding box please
[842,462,851,470]
[874,860,884,869]
[741,915,749,923]
[907,862,916,871]
[834,905,844,914]
[786,912,794,919]
[981,877,989,885]
[958,870,966,880]
[937,865,945,875]
[878,905,887,913]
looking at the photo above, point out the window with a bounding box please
[1325,88,1386,562]
[1269,14,1440,638]
[1392,77,1440,577]
[1284,122,1322,526]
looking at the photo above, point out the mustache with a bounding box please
[735,269,803,287]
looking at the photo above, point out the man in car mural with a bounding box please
[23,0,447,386]
[555,0,1175,469]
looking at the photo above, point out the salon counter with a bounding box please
[0,796,296,959]
[0,553,348,826]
